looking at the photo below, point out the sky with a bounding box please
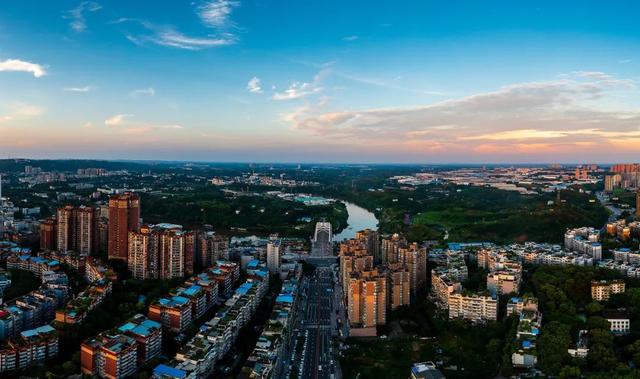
[0,0,639,163]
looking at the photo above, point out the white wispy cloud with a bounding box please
[105,114,133,126]
[65,1,102,32]
[117,1,240,50]
[121,20,237,50]
[197,0,239,28]
[343,35,359,41]
[64,85,97,92]
[0,102,45,123]
[0,59,47,78]
[104,113,183,134]
[130,87,156,97]
[247,77,262,94]
[272,70,330,102]
[273,82,322,100]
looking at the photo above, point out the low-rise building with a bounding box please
[410,361,445,379]
[431,268,462,309]
[81,315,161,379]
[0,325,58,373]
[448,292,498,322]
[511,310,541,368]
[154,270,269,379]
[486,270,520,296]
[239,278,299,379]
[506,296,538,317]
[591,279,625,301]
[604,309,630,335]
[148,296,192,334]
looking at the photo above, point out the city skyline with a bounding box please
[1,1,639,163]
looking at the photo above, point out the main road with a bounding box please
[290,265,340,379]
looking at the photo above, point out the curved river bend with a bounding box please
[333,201,379,241]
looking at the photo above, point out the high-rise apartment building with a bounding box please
[388,264,410,310]
[611,163,640,173]
[128,226,160,280]
[56,205,94,255]
[381,233,407,264]
[56,206,73,252]
[355,229,380,263]
[159,227,187,280]
[108,193,140,260]
[198,232,228,268]
[398,243,427,296]
[347,269,387,328]
[604,174,622,192]
[266,234,281,274]
[128,224,193,280]
[39,218,56,251]
[339,243,374,292]
[637,191,640,218]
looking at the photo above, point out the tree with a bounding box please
[585,301,604,315]
[587,327,617,373]
[627,340,640,366]
[586,316,611,330]
[559,366,581,379]
[538,321,571,375]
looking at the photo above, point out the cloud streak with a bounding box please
[117,1,240,50]
[130,87,156,97]
[104,114,183,134]
[64,85,97,92]
[0,102,44,123]
[198,0,239,28]
[0,59,47,78]
[66,1,102,32]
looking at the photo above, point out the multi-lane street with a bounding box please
[287,265,340,379]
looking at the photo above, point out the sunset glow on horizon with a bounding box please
[1,1,639,163]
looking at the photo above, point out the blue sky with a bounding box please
[0,0,639,163]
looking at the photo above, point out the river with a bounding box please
[333,201,379,241]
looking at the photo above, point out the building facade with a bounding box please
[108,193,140,260]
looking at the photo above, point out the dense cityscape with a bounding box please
[0,160,637,378]
[2,1,640,378]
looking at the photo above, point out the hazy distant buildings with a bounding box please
[604,164,640,192]
[108,193,140,260]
